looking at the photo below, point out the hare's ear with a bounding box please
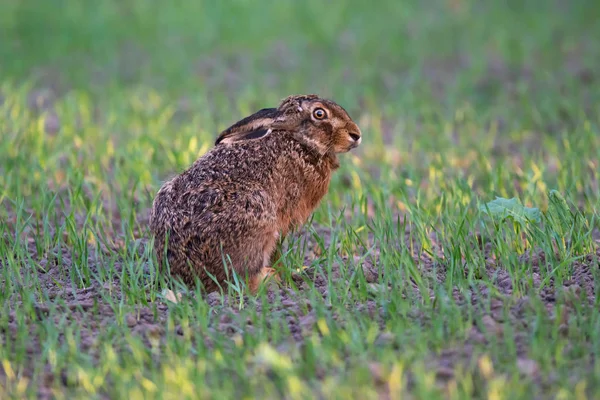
[215,108,278,145]
[278,94,319,113]
[215,128,271,145]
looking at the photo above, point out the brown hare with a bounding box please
[150,94,361,293]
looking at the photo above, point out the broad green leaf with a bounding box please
[479,197,541,225]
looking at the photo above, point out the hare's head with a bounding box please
[274,95,361,154]
[215,94,361,155]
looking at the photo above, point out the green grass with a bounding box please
[1,0,600,398]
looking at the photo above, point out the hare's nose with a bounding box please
[349,132,361,142]
[348,132,362,146]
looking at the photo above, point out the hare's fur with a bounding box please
[150,95,361,293]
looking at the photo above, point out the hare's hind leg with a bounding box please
[248,230,281,293]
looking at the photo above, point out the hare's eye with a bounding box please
[313,108,327,120]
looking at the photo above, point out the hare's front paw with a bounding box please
[249,267,281,293]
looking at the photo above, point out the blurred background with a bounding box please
[0,0,599,209]
[2,0,597,109]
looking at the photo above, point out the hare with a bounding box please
[150,94,361,293]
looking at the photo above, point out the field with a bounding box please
[1,0,600,398]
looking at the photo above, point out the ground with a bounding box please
[1,1,600,399]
